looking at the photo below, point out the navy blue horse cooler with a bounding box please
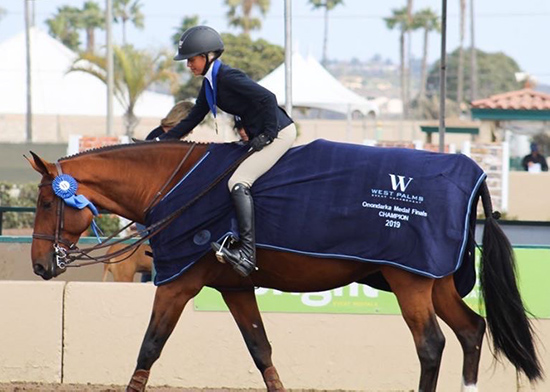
[147,139,485,295]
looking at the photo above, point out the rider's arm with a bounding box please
[224,69,278,140]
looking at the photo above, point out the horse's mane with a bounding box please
[58,140,211,161]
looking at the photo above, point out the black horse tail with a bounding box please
[479,180,543,382]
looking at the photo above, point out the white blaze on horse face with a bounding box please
[462,380,478,392]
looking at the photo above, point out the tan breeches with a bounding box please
[228,123,297,190]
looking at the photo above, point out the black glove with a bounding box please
[249,133,274,152]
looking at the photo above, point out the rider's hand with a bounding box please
[249,133,274,151]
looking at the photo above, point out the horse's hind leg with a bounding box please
[382,266,445,392]
[221,289,286,392]
[126,274,204,392]
[433,275,485,391]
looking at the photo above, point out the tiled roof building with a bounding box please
[471,88,550,111]
[471,89,550,121]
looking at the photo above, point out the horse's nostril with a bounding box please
[33,264,52,280]
[33,264,45,275]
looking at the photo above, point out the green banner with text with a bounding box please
[194,247,550,319]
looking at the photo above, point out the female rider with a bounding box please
[158,26,296,277]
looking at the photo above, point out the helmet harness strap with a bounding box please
[201,52,220,76]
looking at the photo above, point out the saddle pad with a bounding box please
[147,139,485,296]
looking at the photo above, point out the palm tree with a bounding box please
[469,0,477,101]
[457,0,466,106]
[309,0,344,66]
[414,8,440,101]
[385,7,413,118]
[80,1,105,54]
[406,0,414,121]
[69,46,178,136]
[45,6,81,51]
[113,0,144,45]
[225,0,270,36]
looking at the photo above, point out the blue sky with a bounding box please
[1,0,549,84]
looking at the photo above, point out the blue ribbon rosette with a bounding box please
[52,174,102,241]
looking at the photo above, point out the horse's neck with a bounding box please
[64,144,206,223]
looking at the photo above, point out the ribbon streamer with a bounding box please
[53,174,99,216]
[52,174,102,242]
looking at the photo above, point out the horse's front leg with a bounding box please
[221,289,286,392]
[126,275,203,392]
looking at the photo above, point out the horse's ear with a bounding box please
[25,151,53,176]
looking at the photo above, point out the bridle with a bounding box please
[31,144,254,271]
[32,160,85,269]
[32,183,77,269]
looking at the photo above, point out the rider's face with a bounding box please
[187,55,206,76]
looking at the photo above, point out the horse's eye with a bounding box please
[42,201,53,209]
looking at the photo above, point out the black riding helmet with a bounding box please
[174,25,224,62]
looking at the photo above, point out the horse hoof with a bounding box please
[126,369,150,392]
[263,366,285,391]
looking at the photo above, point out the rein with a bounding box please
[34,143,254,269]
[58,143,200,268]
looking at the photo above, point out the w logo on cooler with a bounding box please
[389,174,413,192]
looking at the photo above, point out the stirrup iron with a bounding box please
[214,235,233,264]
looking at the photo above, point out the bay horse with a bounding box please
[27,141,542,392]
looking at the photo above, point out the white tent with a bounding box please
[259,51,379,117]
[0,28,173,117]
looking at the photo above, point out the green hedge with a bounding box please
[0,182,38,229]
[0,182,120,236]
[85,214,122,237]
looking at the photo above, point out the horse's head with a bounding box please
[27,152,95,280]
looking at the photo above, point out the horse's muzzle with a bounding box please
[33,263,54,280]
[33,255,65,280]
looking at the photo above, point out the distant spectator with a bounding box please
[146,100,194,140]
[522,143,548,173]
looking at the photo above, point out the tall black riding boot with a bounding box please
[211,183,256,277]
